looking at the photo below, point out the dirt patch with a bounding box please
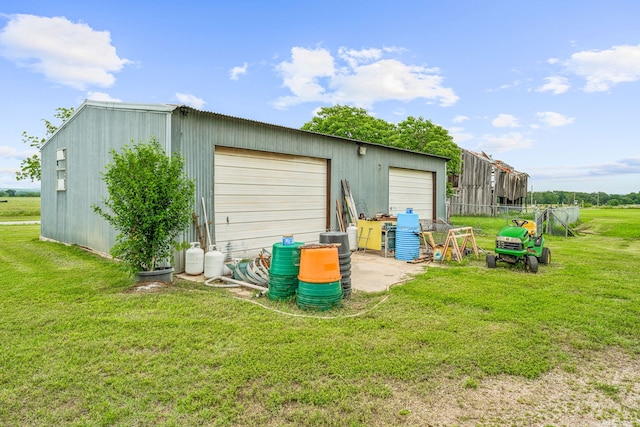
[233,348,640,426]
[127,281,175,293]
[382,348,640,426]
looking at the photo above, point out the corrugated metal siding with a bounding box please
[43,104,448,269]
[177,110,448,235]
[388,167,434,219]
[41,104,172,257]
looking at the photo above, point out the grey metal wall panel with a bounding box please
[41,104,172,257]
[42,103,448,270]
[177,110,448,235]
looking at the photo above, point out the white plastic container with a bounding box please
[347,223,358,251]
[204,245,225,278]
[185,242,204,275]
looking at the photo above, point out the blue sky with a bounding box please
[1,0,639,194]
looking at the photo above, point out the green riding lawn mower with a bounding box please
[486,219,550,273]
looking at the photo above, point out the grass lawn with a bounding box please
[0,197,40,222]
[1,208,639,426]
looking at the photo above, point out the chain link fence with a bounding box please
[449,203,580,237]
[449,203,537,218]
[535,206,580,236]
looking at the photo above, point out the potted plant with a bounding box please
[93,137,195,283]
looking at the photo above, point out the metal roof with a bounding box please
[181,106,451,161]
[43,101,450,162]
[40,100,179,150]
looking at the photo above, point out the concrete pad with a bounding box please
[349,251,427,292]
[177,250,430,294]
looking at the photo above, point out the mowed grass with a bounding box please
[0,196,40,221]
[1,208,639,426]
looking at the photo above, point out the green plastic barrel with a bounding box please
[268,242,303,301]
[269,242,303,275]
[296,280,343,311]
[268,274,299,301]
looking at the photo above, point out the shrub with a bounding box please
[93,137,195,274]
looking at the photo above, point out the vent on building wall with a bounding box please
[56,148,67,191]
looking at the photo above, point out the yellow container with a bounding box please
[522,221,537,236]
[433,245,452,261]
[433,245,444,261]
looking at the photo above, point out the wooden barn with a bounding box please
[449,149,529,216]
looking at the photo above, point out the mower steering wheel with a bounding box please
[512,219,529,227]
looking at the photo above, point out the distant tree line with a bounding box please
[529,190,640,207]
[0,189,41,197]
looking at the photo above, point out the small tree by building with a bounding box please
[16,107,74,182]
[93,137,195,274]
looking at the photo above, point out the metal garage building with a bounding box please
[41,101,449,271]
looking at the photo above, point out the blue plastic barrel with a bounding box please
[395,211,420,261]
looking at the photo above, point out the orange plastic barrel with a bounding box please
[297,246,342,283]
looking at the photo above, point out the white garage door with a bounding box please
[388,167,434,220]
[214,147,327,259]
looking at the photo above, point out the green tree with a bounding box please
[396,116,462,176]
[597,192,610,205]
[535,191,557,205]
[93,137,195,274]
[301,105,398,145]
[302,106,462,195]
[16,107,75,182]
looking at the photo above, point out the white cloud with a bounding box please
[536,111,575,127]
[492,114,520,128]
[537,76,570,95]
[338,47,383,68]
[0,145,35,160]
[529,158,640,180]
[452,115,469,123]
[274,46,458,109]
[382,46,407,54]
[477,132,533,153]
[496,80,522,91]
[449,127,474,144]
[230,62,248,80]
[0,14,130,90]
[589,158,640,176]
[274,47,335,106]
[86,91,121,102]
[565,44,640,92]
[176,93,206,109]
